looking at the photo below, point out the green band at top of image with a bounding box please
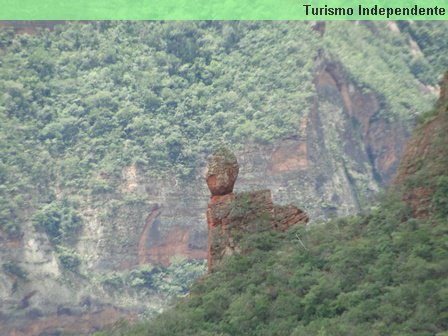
[0,0,447,20]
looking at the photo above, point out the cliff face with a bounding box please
[81,57,412,274]
[141,59,411,270]
[79,171,208,270]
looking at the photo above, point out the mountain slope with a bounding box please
[0,21,447,334]
[112,73,448,336]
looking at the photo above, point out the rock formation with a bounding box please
[206,147,240,196]
[394,71,448,218]
[206,148,309,270]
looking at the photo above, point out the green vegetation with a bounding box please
[0,21,444,241]
[109,181,448,335]
[324,22,433,121]
[98,259,207,297]
[56,245,81,272]
[211,147,238,166]
[32,200,82,244]
[0,21,448,336]
[96,73,448,335]
[397,21,448,85]
[0,22,447,332]
[31,200,83,271]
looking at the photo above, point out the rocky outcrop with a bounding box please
[206,148,239,196]
[206,149,308,270]
[395,72,448,218]
[316,60,408,185]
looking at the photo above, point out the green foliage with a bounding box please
[128,264,164,290]
[166,257,208,295]
[32,201,82,244]
[0,20,443,244]
[212,147,237,166]
[416,108,438,126]
[90,178,115,195]
[2,261,28,280]
[0,214,22,239]
[56,245,81,272]
[98,259,207,298]
[323,22,434,122]
[118,184,448,335]
[397,21,448,84]
[0,22,446,331]
[99,272,124,289]
[432,176,448,217]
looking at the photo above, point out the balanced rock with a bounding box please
[206,147,239,196]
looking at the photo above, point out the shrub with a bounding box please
[56,246,81,272]
[32,201,82,244]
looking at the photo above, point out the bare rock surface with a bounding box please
[206,148,239,196]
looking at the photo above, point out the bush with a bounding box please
[99,272,124,289]
[32,201,82,244]
[56,246,81,272]
[128,265,163,289]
